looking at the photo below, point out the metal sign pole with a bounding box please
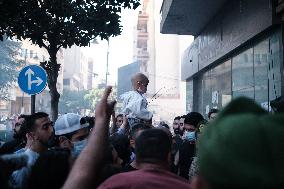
[31,95,36,114]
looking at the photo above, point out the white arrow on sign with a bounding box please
[25,68,43,90]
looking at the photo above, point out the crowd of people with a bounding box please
[0,73,283,189]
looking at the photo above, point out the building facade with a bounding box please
[133,0,156,95]
[87,59,95,90]
[131,0,188,123]
[161,0,284,116]
[63,45,92,91]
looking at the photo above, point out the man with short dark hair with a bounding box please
[208,108,219,121]
[0,115,28,155]
[176,112,204,179]
[98,129,191,189]
[115,114,124,127]
[9,112,54,189]
[179,115,186,136]
[172,116,182,146]
[110,114,125,135]
[109,133,131,167]
[172,116,181,135]
[123,123,151,171]
[171,116,183,173]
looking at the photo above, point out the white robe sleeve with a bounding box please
[120,91,153,120]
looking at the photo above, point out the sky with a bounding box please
[81,9,139,85]
[81,2,193,85]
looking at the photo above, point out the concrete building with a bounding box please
[161,0,284,116]
[87,58,95,90]
[133,0,156,95]
[63,46,92,91]
[132,0,188,123]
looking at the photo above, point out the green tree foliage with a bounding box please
[84,86,117,110]
[59,89,91,114]
[0,39,23,100]
[0,0,140,121]
[84,88,104,109]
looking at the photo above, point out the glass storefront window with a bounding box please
[211,60,232,108]
[186,80,193,112]
[189,30,282,115]
[194,60,232,117]
[254,40,269,109]
[202,71,212,116]
[232,48,254,99]
[254,40,269,110]
[269,32,282,101]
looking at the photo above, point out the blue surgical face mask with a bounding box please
[72,139,88,158]
[184,131,196,142]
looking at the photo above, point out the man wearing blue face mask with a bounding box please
[174,112,204,180]
[54,113,92,158]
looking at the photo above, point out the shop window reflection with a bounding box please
[254,40,269,108]
[232,48,254,99]
[211,60,232,108]
[186,81,193,112]
[269,33,282,102]
[192,30,282,114]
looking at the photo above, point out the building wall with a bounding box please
[87,59,95,90]
[131,0,189,122]
[63,45,90,91]
[154,27,180,96]
[146,0,156,96]
[182,0,275,80]
[133,0,156,95]
[64,46,81,79]
[80,51,89,90]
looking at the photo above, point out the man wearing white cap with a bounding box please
[54,113,91,158]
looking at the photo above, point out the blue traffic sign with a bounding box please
[18,65,47,95]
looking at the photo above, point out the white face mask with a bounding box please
[184,131,196,142]
[72,139,88,158]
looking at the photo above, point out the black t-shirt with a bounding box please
[178,141,196,180]
[0,139,25,155]
[172,135,183,154]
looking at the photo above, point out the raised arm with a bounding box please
[63,86,116,189]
